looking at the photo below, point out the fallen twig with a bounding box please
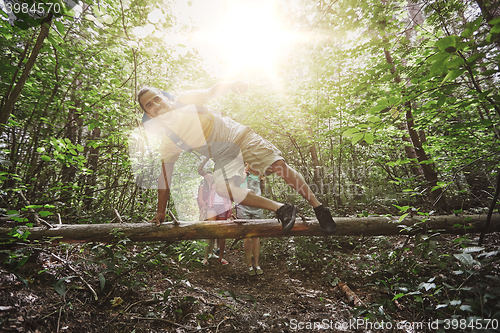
[114,209,124,223]
[215,318,226,333]
[38,217,54,229]
[51,253,98,301]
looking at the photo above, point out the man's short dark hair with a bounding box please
[137,86,156,112]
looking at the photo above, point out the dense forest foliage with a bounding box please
[1,0,499,332]
[1,0,499,223]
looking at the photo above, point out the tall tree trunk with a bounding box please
[83,115,101,210]
[0,13,53,133]
[0,31,35,111]
[379,1,447,210]
[383,48,447,210]
[310,144,323,195]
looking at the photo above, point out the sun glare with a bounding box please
[176,0,296,77]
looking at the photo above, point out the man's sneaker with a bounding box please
[247,266,256,276]
[276,203,297,233]
[219,258,229,265]
[255,266,263,275]
[314,205,337,234]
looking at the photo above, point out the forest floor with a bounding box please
[1,227,499,333]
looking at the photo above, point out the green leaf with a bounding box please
[441,68,465,85]
[430,54,451,75]
[481,69,497,76]
[367,116,381,123]
[54,21,65,35]
[100,246,115,259]
[491,24,500,34]
[41,155,51,162]
[25,205,43,209]
[364,132,374,144]
[225,290,237,302]
[437,95,447,107]
[39,211,53,217]
[428,52,451,63]
[342,128,359,138]
[466,53,485,64]
[99,273,106,290]
[468,17,483,32]
[52,276,77,296]
[368,105,387,114]
[461,28,472,38]
[489,17,500,25]
[399,213,409,222]
[446,56,464,69]
[351,132,364,144]
[435,36,458,52]
[37,147,46,153]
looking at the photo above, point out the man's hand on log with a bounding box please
[150,213,165,227]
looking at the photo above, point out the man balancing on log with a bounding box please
[137,80,337,234]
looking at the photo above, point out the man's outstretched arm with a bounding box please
[150,161,175,227]
[177,80,248,105]
[209,80,248,99]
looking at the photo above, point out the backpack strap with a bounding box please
[141,91,209,152]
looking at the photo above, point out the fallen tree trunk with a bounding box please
[1,214,499,244]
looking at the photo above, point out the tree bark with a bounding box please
[0,13,54,132]
[383,48,446,210]
[1,214,498,244]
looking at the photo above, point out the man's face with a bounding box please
[140,90,172,118]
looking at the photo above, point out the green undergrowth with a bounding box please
[2,220,500,331]
[262,230,500,332]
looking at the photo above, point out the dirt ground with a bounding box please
[1,231,499,333]
[0,244,357,333]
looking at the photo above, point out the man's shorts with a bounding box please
[211,125,284,187]
[236,205,264,220]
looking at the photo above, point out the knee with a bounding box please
[270,159,288,175]
[215,181,230,198]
